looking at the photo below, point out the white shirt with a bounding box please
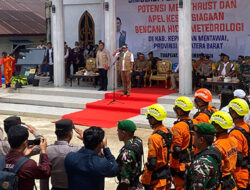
[174,64,179,72]
[115,50,134,71]
[64,48,69,59]
[117,32,120,48]
[220,106,229,113]
[122,51,134,71]
[244,110,250,123]
[48,49,53,65]
[218,62,234,76]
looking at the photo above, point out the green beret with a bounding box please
[192,123,216,135]
[118,120,136,132]
[245,56,250,59]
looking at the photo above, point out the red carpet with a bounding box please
[62,86,177,128]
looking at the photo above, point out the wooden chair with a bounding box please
[85,58,96,72]
[149,59,172,88]
[84,58,96,82]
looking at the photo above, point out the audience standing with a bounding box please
[40,119,81,190]
[0,116,42,156]
[116,120,143,190]
[4,125,51,190]
[44,42,54,82]
[64,127,118,190]
[219,89,234,112]
[96,42,111,91]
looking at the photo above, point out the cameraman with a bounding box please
[5,125,51,190]
[0,116,43,156]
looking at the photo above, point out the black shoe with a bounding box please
[48,79,53,82]
[103,88,107,91]
[98,88,104,91]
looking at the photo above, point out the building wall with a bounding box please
[0,35,46,55]
[0,35,45,76]
[63,0,104,48]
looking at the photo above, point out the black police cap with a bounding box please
[55,119,74,132]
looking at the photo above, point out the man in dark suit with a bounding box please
[44,42,54,82]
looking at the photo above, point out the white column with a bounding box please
[104,0,117,90]
[52,0,65,87]
[178,0,192,95]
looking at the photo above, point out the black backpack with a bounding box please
[193,107,216,119]
[0,156,29,190]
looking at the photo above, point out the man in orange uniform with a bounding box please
[228,98,250,189]
[210,111,238,190]
[141,104,172,190]
[170,96,195,190]
[193,88,217,124]
[2,52,15,87]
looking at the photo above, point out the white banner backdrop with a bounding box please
[116,0,250,64]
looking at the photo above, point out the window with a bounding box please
[79,11,95,46]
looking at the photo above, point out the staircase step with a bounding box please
[8,86,107,99]
[157,94,221,109]
[0,93,98,109]
[0,103,81,119]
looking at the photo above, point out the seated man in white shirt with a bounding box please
[217,55,235,77]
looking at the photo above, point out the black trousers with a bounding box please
[132,71,145,87]
[52,187,68,190]
[48,64,54,80]
[66,61,73,78]
[98,68,108,89]
[73,62,79,74]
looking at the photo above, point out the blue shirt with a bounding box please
[64,147,118,190]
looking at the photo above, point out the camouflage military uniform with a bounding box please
[186,145,221,190]
[239,63,250,91]
[117,136,143,188]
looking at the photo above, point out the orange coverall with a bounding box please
[214,134,238,190]
[229,122,249,189]
[2,56,15,84]
[170,117,193,190]
[192,104,217,124]
[141,125,171,190]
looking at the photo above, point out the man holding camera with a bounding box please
[0,116,43,156]
[3,125,51,190]
[40,119,81,190]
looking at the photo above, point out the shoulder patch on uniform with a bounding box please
[173,130,179,137]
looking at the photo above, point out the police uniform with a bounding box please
[40,119,81,190]
[186,123,222,190]
[116,120,143,190]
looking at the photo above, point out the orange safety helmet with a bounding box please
[193,88,212,102]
